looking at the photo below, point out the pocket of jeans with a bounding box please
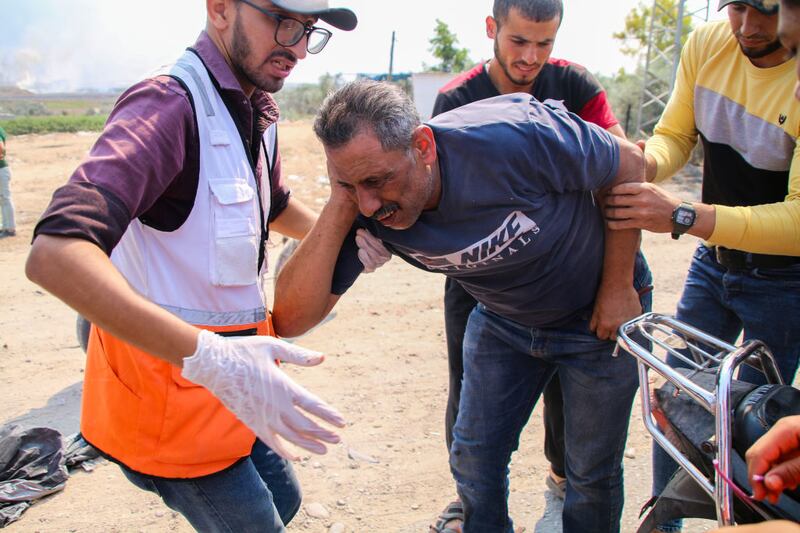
[751,265,800,284]
[695,243,713,262]
[633,253,654,313]
[549,319,615,346]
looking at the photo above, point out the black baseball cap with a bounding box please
[271,0,357,31]
[718,0,779,15]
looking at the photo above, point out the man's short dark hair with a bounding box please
[493,0,563,24]
[314,80,421,152]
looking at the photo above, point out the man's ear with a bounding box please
[413,126,437,166]
[207,0,234,32]
[486,16,497,39]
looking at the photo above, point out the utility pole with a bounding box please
[636,0,709,137]
[388,31,396,82]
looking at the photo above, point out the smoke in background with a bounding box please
[1,0,651,94]
[1,0,203,93]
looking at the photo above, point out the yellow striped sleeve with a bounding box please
[709,170,800,255]
[646,25,702,183]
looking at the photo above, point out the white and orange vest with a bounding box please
[82,50,276,478]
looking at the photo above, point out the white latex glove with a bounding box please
[355,229,392,273]
[182,330,346,460]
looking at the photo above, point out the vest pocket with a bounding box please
[209,180,259,286]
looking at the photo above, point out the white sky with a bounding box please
[2,0,726,92]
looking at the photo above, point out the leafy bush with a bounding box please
[0,115,108,135]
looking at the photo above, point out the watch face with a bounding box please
[675,209,694,226]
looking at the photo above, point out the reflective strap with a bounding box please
[174,60,215,118]
[160,303,267,327]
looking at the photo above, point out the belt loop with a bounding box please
[714,245,723,265]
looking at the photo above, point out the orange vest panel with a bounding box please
[81,320,272,478]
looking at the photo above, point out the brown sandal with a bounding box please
[429,500,463,533]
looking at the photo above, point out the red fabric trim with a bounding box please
[547,57,574,68]
[577,92,619,130]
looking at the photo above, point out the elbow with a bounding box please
[272,268,329,338]
[26,237,52,287]
[272,289,335,338]
[272,307,317,339]
[272,291,321,339]
[616,140,647,185]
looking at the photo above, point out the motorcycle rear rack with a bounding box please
[615,312,783,527]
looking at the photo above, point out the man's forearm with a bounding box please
[26,236,199,365]
[600,140,643,281]
[588,137,649,338]
[645,133,694,183]
[592,196,643,339]
[273,196,357,337]
[710,201,800,255]
[600,227,639,283]
[270,196,318,240]
[600,138,646,279]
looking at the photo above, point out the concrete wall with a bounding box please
[411,72,458,120]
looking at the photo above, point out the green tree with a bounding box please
[596,68,642,136]
[606,0,698,137]
[427,19,472,73]
[612,0,694,57]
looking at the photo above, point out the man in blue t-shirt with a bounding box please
[273,81,652,533]
[433,1,631,516]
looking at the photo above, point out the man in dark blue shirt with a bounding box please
[274,81,651,533]
[433,2,630,517]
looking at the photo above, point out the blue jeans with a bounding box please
[121,439,301,532]
[653,244,800,532]
[450,256,653,533]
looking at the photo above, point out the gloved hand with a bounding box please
[355,229,392,273]
[182,330,346,460]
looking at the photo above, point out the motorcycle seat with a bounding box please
[734,384,800,502]
[734,384,800,457]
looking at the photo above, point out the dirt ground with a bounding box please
[0,124,718,532]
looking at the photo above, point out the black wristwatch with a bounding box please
[671,202,696,240]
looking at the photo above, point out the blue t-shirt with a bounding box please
[332,93,620,328]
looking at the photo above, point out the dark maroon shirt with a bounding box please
[34,32,291,255]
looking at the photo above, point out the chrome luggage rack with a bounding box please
[615,312,783,527]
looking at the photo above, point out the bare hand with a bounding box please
[604,182,682,233]
[589,282,643,340]
[746,415,800,504]
[325,163,359,214]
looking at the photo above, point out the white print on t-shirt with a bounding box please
[409,211,540,272]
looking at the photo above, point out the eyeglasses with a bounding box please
[238,0,332,54]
